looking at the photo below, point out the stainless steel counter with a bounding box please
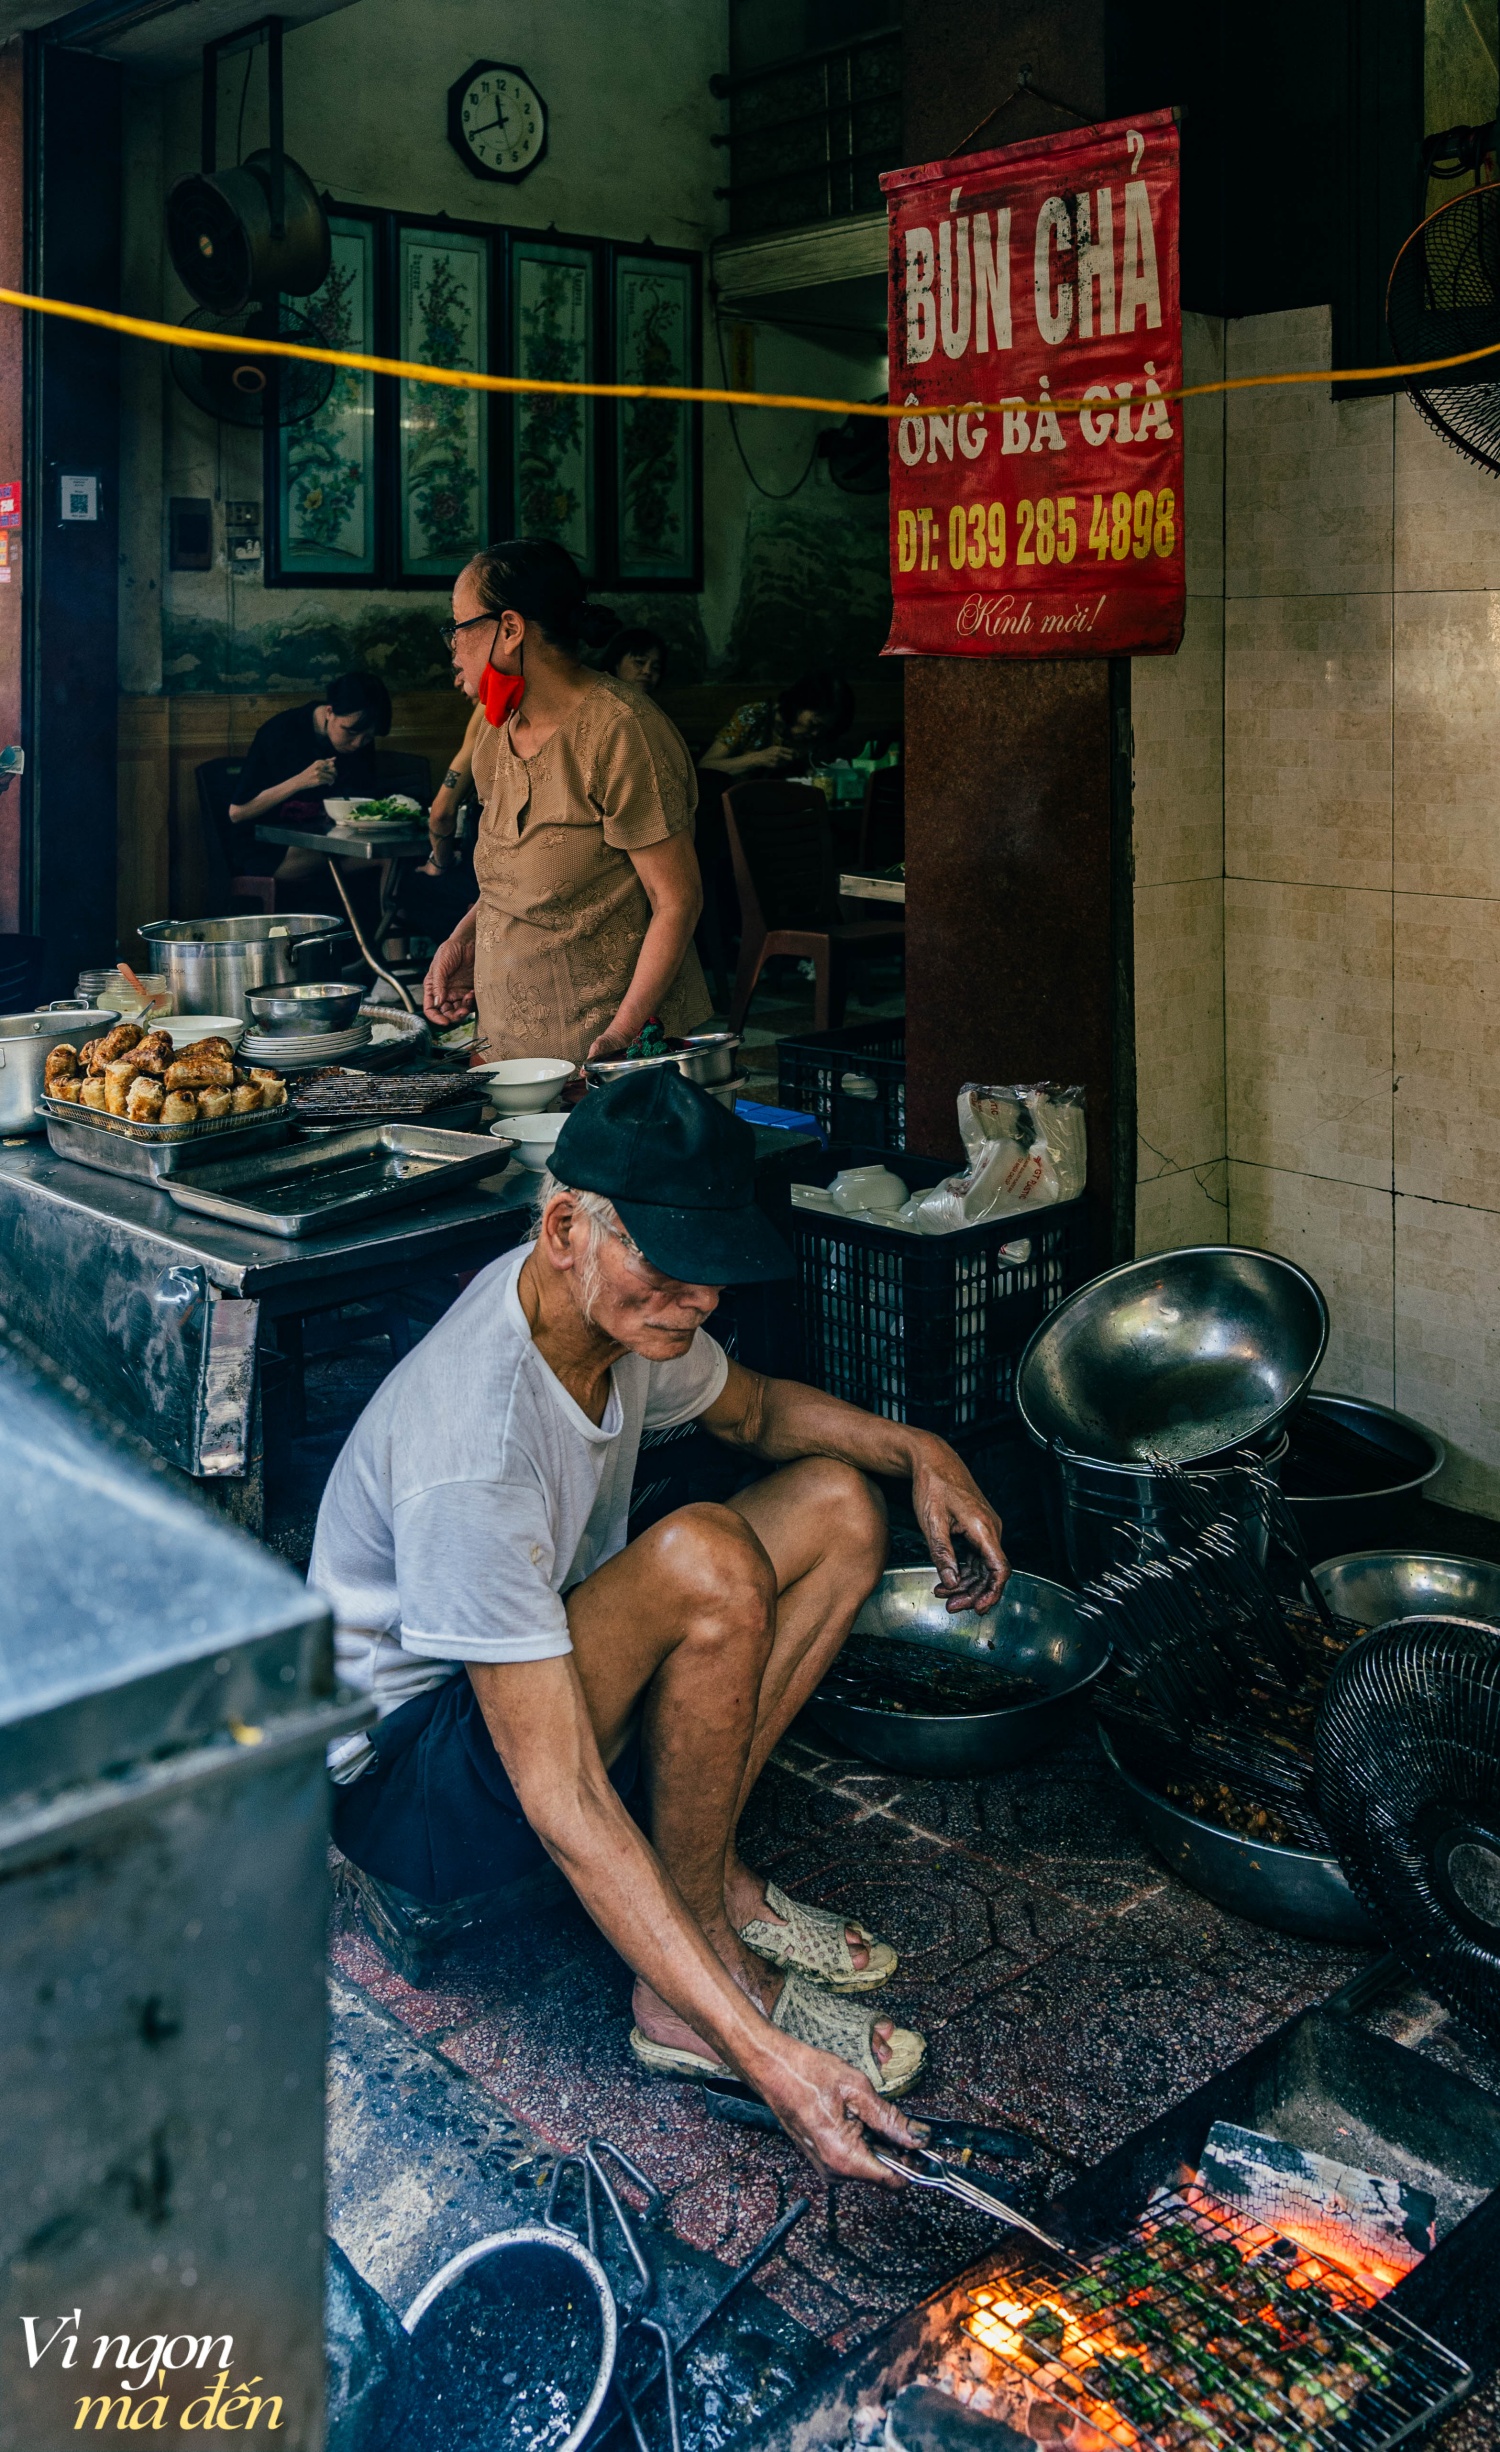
[0,1142,534,1483]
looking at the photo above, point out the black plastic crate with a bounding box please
[778,1021,906,1150]
[790,1144,1091,1439]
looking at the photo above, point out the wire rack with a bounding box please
[963,2186,1471,2452]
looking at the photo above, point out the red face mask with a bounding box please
[479,664,525,726]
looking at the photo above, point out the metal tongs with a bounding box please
[873,2143,1076,2261]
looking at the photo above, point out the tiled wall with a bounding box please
[1133,303,1500,1516]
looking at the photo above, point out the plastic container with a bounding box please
[789,1142,1091,1439]
[778,1021,906,1150]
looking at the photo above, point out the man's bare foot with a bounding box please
[724,1856,872,1972]
[630,1973,897,2071]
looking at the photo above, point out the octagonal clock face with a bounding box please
[448,60,547,183]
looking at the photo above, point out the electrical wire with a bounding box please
[5,282,1500,418]
[711,300,819,500]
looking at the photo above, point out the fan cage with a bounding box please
[1387,180,1500,476]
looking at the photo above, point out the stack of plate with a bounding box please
[239,1017,373,1070]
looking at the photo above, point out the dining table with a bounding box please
[255,819,433,949]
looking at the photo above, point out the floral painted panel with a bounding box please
[277,217,376,577]
[511,240,595,573]
[613,255,696,583]
[398,228,490,581]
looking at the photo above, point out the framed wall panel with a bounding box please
[268,212,378,585]
[610,249,701,588]
[396,224,491,582]
[509,236,598,575]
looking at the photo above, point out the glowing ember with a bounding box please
[949,2186,1429,2452]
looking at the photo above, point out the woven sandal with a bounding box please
[629,1970,926,2098]
[737,1879,898,1992]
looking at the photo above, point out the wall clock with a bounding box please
[447,61,548,183]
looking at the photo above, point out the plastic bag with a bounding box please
[913,1082,1086,1234]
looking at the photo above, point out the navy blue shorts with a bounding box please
[333,1672,644,1906]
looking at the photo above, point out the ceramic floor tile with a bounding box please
[1394,892,1500,1206]
[1135,1162,1230,1254]
[1224,879,1393,1189]
[1225,307,1395,598]
[1225,593,1393,890]
[1131,593,1224,887]
[1227,1162,1395,1403]
[1135,877,1225,1176]
[1395,1192,1500,1518]
[1395,591,1500,899]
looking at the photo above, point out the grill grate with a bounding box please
[962,2186,1471,2452]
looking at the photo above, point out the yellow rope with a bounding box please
[2,281,1496,420]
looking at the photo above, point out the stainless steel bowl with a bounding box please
[585,1032,742,1091]
[677,1030,741,1085]
[0,1008,121,1135]
[243,981,365,1032]
[1314,1549,1500,1630]
[1017,1245,1329,1467]
[803,1565,1109,1776]
[1099,1727,1378,1944]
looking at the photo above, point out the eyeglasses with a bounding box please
[440,611,498,649]
[599,1216,664,1280]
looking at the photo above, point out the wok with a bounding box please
[804,1566,1108,1776]
[1017,1244,1328,1467]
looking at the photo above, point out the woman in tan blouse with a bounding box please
[423,542,710,1064]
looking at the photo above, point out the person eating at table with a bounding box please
[700,672,854,782]
[313,1068,1011,2183]
[227,671,393,896]
[421,541,711,1064]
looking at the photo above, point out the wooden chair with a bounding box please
[722,780,904,1035]
[859,765,905,872]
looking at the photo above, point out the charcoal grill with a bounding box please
[742,1993,1500,2452]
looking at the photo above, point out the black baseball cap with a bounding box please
[549,1068,794,1285]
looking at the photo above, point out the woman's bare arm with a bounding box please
[587,833,704,1059]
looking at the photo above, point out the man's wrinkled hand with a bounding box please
[754,2039,927,2185]
[911,1440,1009,1614]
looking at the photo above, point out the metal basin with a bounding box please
[0,1007,120,1134]
[243,979,364,1031]
[139,913,353,1013]
[1314,1549,1500,1631]
[1017,1245,1329,1467]
[804,1566,1109,1776]
[586,1031,741,1091]
[403,2226,617,2452]
[1099,1726,1378,1944]
[1283,1391,1445,1558]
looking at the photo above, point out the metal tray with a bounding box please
[162,1123,513,1237]
[42,1098,293,1178]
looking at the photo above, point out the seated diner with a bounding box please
[227,671,393,894]
[601,624,668,695]
[701,671,855,780]
[312,1069,1010,2184]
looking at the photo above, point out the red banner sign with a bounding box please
[881,109,1182,660]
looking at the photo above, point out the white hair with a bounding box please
[532,1170,621,1321]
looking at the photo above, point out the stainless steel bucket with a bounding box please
[1053,1432,1290,1583]
[402,2226,617,2452]
[0,1007,120,1133]
[137,914,352,1015]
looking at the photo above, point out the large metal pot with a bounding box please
[1099,1726,1378,1944]
[803,1565,1109,1776]
[1283,1391,1445,1559]
[1053,1431,1289,1583]
[0,1007,120,1133]
[138,914,353,1015]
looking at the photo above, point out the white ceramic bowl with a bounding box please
[490,1111,569,1169]
[471,1056,575,1114]
[159,1015,247,1052]
[830,1163,908,1213]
